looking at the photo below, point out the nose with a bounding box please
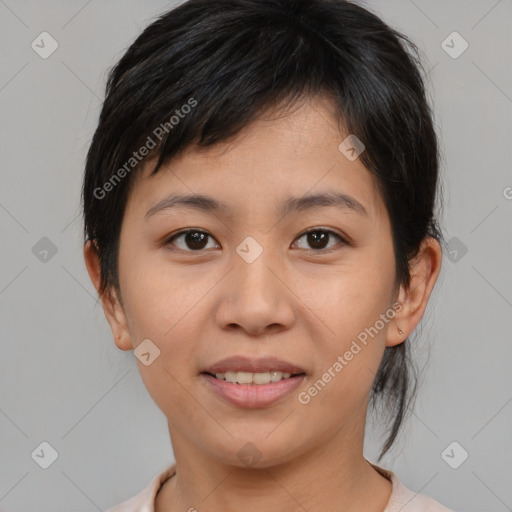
[214,244,295,336]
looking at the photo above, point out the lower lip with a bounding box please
[201,373,306,408]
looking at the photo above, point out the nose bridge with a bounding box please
[233,234,280,302]
[215,234,294,334]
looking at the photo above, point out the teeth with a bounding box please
[214,370,294,384]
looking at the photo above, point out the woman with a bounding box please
[82,0,452,510]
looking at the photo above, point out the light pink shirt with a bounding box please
[106,461,454,512]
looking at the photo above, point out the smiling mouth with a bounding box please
[202,371,306,385]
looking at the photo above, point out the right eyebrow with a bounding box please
[279,191,368,217]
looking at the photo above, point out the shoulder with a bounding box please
[106,464,176,512]
[369,462,455,512]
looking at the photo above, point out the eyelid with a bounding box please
[163,228,218,249]
[297,226,348,241]
[292,227,349,251]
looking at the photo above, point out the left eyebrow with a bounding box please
[280,191,368,217]
[144,191,368,220]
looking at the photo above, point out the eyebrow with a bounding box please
[145,191,368,220]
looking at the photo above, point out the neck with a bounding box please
[155,417,392,512]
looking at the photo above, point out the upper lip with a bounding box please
[202,356,306,375]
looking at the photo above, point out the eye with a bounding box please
[164,227,348,253]
[165,229,219,251]
[293,228,347,252]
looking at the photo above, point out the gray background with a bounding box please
[0,0,511,510]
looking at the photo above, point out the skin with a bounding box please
[84,95,442,512]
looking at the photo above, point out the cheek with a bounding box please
[119,254,213,408]
[119,245,209,341]
[310,258,394,392]
[316,260,394,334]
[124,265,206,414]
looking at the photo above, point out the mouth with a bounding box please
[199,355,307,408]
[201,355,307,383]
[201,370,306,385]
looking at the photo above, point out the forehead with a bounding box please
[127,96,386,222]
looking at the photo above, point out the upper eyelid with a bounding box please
[294,228,347,248]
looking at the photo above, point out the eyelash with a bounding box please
[163,228,349,253]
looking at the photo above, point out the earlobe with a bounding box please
[386,237,442,348]
[83,240,133,352]
[103,287,134,352]
[386,294,410,348]
[386,324,406,348]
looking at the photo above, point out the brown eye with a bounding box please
[166,229,218,251]
[294,229,346,251]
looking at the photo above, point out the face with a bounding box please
[94,96,407,467]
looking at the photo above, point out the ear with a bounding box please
[84,240,133,351]
[386,236,443,347]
